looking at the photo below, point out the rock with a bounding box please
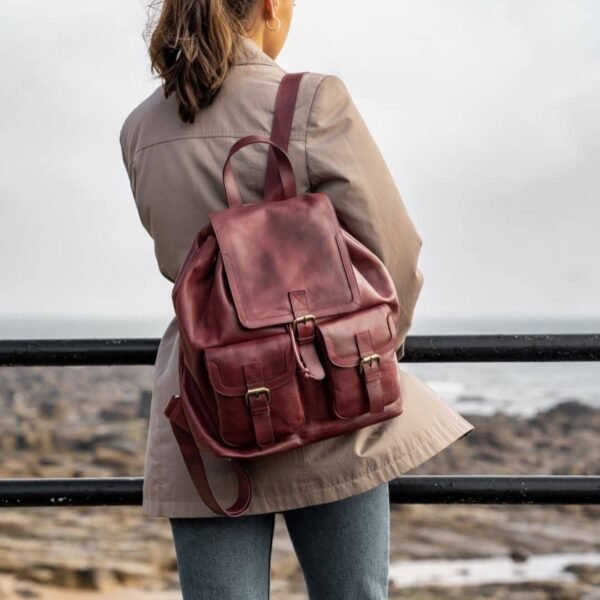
[38,397,67,420]
[110,561,157,586]
[109,438,138,455]
[0,575,16,599]
[19,563,118,591]
[0,434,18,453]
[12,587,41,599]
[543,399,595,420]
[509,547,531,562]
[15,430,54,453]
[78,567,119,592]
[37,456,62,466]
[19,566,55,584]
[270,555,301,580]
[99,406,129,421]
[159,557,178,572]
[93,446,134,470]
[480,426,515,450]
[12,392,36,420]
[564,563,600,585]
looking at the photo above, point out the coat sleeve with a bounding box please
[119,118,155,241]
[119,122,136,200]
[119,119,176,284]
[305,74,424,361]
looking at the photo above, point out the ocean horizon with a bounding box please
[0,313,598,339]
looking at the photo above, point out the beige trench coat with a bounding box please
[119,36,475,518]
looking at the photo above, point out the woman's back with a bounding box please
[119,34,473,522]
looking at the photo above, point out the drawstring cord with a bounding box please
[286,324,311,379]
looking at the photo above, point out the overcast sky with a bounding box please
[1,0,598,323]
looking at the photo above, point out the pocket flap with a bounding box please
[204,334,296,397]
[317,304,396,368]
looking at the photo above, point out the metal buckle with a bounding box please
[292,314,316,335]
[244,387,271,406]
[359,353,381,374]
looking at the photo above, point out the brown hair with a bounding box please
[145,0,259,124]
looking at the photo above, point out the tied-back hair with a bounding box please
[145,0,259,124]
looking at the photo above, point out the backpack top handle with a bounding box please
[222,135,297,208]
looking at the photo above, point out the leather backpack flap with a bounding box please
[208,192,361,329]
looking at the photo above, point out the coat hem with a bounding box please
[141,410,475,519]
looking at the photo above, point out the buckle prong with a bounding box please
[292,314,316,335]
[244,386,271,406]
[359,353,381,374]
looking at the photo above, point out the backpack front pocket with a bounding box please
[316,304,402,419]
[204,333,305,448]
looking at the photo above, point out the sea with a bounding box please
[1,314,598,419]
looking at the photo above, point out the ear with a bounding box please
[264,0,278,19]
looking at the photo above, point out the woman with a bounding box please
[119,0,475,598]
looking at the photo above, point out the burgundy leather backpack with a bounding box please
[164,72,404,517]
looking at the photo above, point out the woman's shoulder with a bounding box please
[118,83,183,169]
[297,71,353,108]
[305,72,353,115]
[306,71,350,93]
[118,70,355,169]
[296,72,360,142]
[280,71,355,143]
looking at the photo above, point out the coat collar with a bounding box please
[232,36,283,69]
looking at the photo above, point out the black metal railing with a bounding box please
[2,334,600,366]
[1,334,599,507]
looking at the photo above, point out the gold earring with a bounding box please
[266,16,281,32]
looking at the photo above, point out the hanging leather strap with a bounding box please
[263,72,307,202]
[164,393,252,518]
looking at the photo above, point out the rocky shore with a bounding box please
[0,364,598,599]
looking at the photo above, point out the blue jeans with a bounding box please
[169,483,390,599]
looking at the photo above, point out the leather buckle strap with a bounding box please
[246,393,275,448]
[288,290,325,380]
[355,331,384,414]
[243,364,275,447]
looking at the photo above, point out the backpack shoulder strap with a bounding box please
[263,72,308,203]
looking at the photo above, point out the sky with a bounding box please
[1,0,599,324]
